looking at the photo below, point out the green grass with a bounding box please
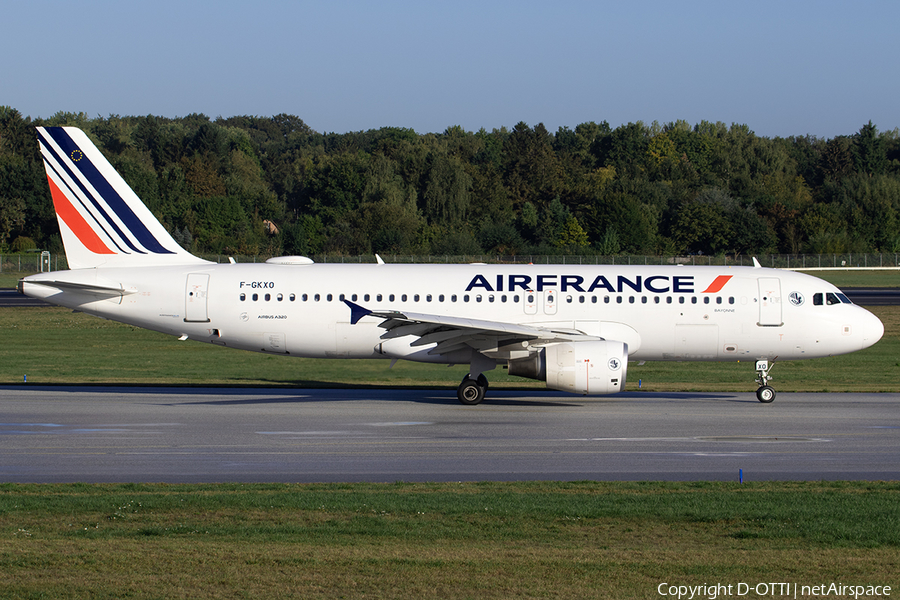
[1,304,898,392]
[0,481,898,599]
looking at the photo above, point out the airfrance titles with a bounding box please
[465,273,702,294]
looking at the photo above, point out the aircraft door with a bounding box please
[524,290,537,315]
[543,289,558,315]
[757,277,783,327]
[185,273,210,323]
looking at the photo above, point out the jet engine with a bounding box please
[508,341,628,395]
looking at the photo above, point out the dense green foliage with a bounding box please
[2,106,900,257]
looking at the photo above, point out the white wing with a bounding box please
[345,301,600,357]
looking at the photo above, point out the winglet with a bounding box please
[752,257,762,268]
[344,300,372,325]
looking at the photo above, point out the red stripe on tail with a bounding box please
[46,175,115,255]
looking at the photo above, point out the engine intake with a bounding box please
[508,341,628,395]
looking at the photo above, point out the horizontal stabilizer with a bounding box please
[23,279,134,296]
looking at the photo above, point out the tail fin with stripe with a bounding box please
[37,126,208,269]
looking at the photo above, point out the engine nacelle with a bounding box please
[508,341,628,395]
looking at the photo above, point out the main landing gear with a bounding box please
[755,360,776,403]
[457,373,489,405]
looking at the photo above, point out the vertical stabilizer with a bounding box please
[36,127,209,269]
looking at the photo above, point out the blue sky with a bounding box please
[4,1,899,138]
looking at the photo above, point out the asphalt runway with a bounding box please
[0,289,48,307]
[2,386,898,483]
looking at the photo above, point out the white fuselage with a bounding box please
[21,263,884,365]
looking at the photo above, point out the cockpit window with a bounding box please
[814,292,853,306]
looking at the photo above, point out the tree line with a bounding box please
[2,106,899,259]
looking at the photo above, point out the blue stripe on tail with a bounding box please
[42,128,174,255]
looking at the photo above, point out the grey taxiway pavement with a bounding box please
[2,386,898,483]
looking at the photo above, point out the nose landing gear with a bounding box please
[755,360,776,403]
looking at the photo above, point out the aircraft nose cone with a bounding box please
[860,309,884,350]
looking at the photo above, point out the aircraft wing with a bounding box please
[344,300,600,356]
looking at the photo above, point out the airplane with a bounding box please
[18,126,885,404]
